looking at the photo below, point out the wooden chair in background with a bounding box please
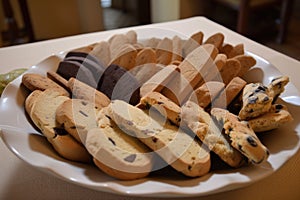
[1,0,35,46]
[211,0,294,43]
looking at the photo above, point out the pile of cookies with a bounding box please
[21,30,293,180]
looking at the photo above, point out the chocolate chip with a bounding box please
[124,154,136,163]
[256,85,267,92]
[157,101,164,105]
[79,110,88,117]
[152,137,158,143]
[263,96,270,102]
[247,136,257,147]
[127,120,133,126]
[142,129,154,135]
[53,127,68,136]
[81,101,88,106]
[248,96,258,104]
[271,77,281,82]
[108,137,116,146]
[188,165,192,171]
[105,114,112,120]
[275,104,283,110]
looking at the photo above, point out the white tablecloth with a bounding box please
[0,17,299,200]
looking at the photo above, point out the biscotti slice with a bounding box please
[189,81,225,108]
[56,99,100,144]
[267,76,289,103]
[27,89,91,162]
[162,44,218,105]
[239,83,273,120]
[68,78,110,109]
[181,101,245,167]
[108,100,211,177]
[85,108,153,180]
[22,73,69,96]
[211,108,269,164]
[248,104,293,132]
[140,91,182,126]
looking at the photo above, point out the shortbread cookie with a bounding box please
[156,37,173,65]
[108,100,211,177]
[85,108,153,180]
[56,99,100,143]
[90,41,111,67]
[189,81,225,108]
[140,64,179,97]
[215,58,241,85]
[22,73,69,96]
[162,44,218,105]
[182,101,245,167]
[213,77,247,108]
[68,78,110,109]
[26,89,91,162]
[195,53,227,88]
[171,35,183,62]
[46,71,69,91]
[142,37,161,49]
[125,30,138,44]
[131,47,159,84]
[248,104,293,132]
[268,76,289,103]
[239,83,273,120]
[110,44,137,70]
[182,31,204,58]
[204,32,224,50]
[220,43,233,57]
[228,44,244,58]
[97,64,140,105]
[211,108,269,164]
[140,91,181,126]
[235,55,256,77]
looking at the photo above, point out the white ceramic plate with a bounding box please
[1,46,300,197]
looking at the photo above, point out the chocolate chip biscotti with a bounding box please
[107,100,211,177]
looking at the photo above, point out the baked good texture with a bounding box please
[211,108,269,164]
[25,89,91,162]
[85,107,153,180]
[238,83,273,120]
[107,100,211,177]
[248,104,293,132]
[182,101,245,167]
